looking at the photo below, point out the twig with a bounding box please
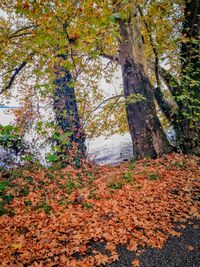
[138,5,177,122]
[100,53,119,62]
[83,94,124,127]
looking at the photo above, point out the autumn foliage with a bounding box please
[0,153,199,266]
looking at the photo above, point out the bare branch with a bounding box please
[157,66,180,97]
[138,5,180,97]
[0,53,34,95]
[138,5,160,88]
[138,5,178,123]
[147,60,179,97]
[0,68,15,78]
[0,62,27,95]
[100,53,119,62]
[10,32,35,39]
[154,86,177,122]
[83,94,124,127]
[11,25,38,36]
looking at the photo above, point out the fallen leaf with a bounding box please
[10,242,23,249]
[132,259,140,267]
[80,244,87,253]
[102,232,113,241]
[187,245,194,251]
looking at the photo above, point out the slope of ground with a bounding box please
[0,153,199,266]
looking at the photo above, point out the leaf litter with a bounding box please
[0,153,199,266]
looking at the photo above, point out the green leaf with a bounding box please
[46,153,58,163]
[109,15,116,23]
[0,181,9,191]
[109,13,122,23]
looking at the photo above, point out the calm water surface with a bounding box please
[0,109,133,165]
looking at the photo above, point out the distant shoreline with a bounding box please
[0,106,18,109]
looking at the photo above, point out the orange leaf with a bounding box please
[132,259,140,267]
[187,245,194,251]
[102,232,113,241]
[80,245,87,253]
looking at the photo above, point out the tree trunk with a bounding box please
[176,0,200,155]
[53,59,86,161]
[118,11,172,159]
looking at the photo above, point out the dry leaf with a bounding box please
[132,259,140,267]
[187,245,194,251]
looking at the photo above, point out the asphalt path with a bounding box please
[106,219,200,267]
[86,219,200,267]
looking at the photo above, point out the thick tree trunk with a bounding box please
[176,0,200,155]
[181,0,200,72]
[53,61,86,160]
[118,11,172,159]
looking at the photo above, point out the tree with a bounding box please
[1,0,198,162]
[177,0,200,154]
[116,3,172,159]
[0,1,101,161]
[139,0,200,155]
[0,0,173,160]
[0,0,119,147]
[53,56,86,160]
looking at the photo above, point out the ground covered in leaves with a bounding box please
[0,153,199,266]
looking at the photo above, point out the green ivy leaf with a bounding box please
[46,153,58,163]
[0,181,9,191]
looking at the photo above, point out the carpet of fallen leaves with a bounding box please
[0,153,199,267]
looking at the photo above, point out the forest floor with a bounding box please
[0,153,199,267]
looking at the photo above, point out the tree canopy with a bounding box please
[0,0,199,158]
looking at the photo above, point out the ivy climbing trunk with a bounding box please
[118,10,172,159]
[53,60,86,162]
[176,0,200,155]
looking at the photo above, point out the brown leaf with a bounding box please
[187,245,194,251]
[80,245,87,253]
[132,259,140,267]
[102,232,113,241]
[192,224,199,230]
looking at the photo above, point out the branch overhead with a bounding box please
[0,53,34,95]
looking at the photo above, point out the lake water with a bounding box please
[0,108,175,166]
[0,108,134,166]
[86,133,133,165]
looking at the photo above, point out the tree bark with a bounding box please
[176,0,200,155]
[118,11,172,159]
[53,59,86,160]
